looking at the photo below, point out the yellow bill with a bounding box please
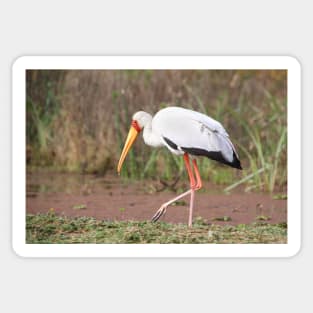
[117,126,139,174]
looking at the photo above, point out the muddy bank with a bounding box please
[26,172,287,225]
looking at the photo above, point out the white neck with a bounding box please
[142,118,163,148]
[132,113,160,148]
[133,111,163,148]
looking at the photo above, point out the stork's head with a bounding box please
[117,111,151,174]
[132,111,151,129]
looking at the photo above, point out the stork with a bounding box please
[117,106,242,227]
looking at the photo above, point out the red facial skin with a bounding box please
[131,120,142,132]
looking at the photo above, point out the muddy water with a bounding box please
[26,172,287,225]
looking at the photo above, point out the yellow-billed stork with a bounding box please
[117,106,242,227]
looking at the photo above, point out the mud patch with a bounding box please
[27,172,287,226]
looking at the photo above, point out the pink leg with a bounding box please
[184,154,196,188]
[188,189,195,227]
[151,189,192,222]
[187,160,203,227]
[192,159,203,190]
[151,154,198,227]
[184,154,197,227]
[184,155,206,227]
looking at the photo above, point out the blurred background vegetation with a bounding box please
[26,69,287,192]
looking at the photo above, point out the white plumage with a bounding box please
[134,106,241,168]
[153,107,235,161]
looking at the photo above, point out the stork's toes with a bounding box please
[151,207,167,222]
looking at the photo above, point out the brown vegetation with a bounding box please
[26,70,287,191]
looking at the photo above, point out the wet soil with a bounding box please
[26,172,287,225]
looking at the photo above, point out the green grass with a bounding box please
[26,213,287,244]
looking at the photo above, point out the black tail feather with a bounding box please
[181,147,242,170]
